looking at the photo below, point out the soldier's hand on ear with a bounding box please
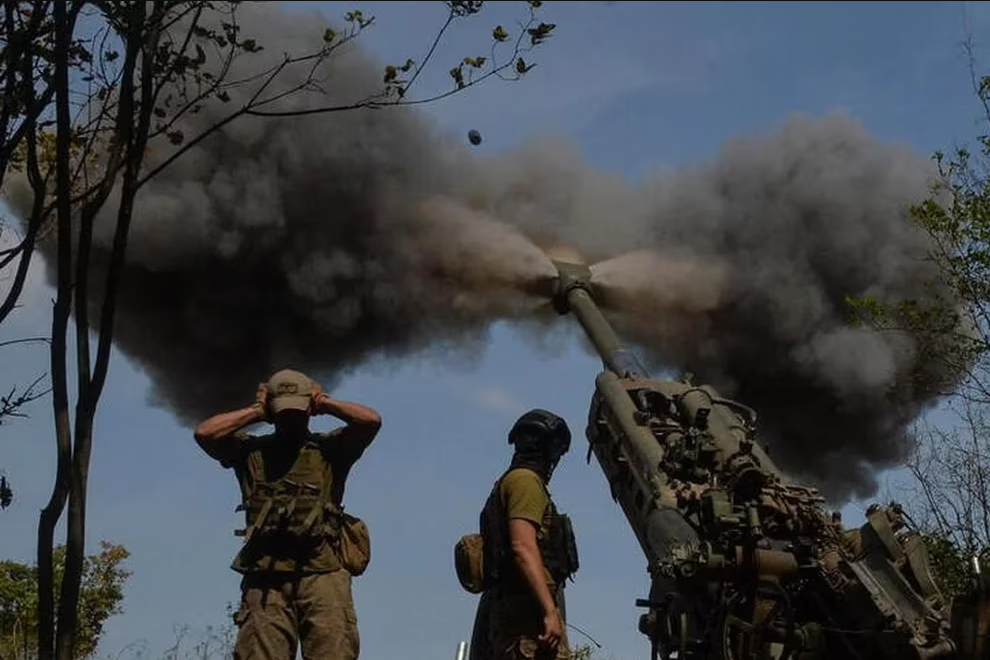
[255,383,271,422]
[309,381,325,415]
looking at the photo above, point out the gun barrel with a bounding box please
[566,287,650,379]
[550,259,649,379]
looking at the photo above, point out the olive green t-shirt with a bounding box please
[498,467,553,585]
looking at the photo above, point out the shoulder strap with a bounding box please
[233,449,272,544]
[301,442,338,532]
[480,472,505,528]
[488,470,510,518]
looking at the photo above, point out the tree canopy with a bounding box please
[0,541,131,660]
[846,37,990,596]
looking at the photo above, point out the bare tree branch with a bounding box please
[0,3,561,658]
[0,373,49,424]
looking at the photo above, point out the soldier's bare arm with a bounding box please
[500,469,564,647]
[193,405,264,461]
[508,518,563,647]
[311,391,382,451]
[193,384,268,463]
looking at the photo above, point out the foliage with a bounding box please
[0,541,131,660]
[0,358,49,510]
[572,641,619,660]
[844,34,990,402]
[154,617,236,660]
[0,339,51,454]
[920,530,984,600]
[0,372,48,428]
[572,644,596,660]
[844,34,990,600]
[0,476,11,510]
[122,606,237,660]
[880,397,990,601]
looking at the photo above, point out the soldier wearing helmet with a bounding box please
[192,368,382,660]
[469,408,580,660]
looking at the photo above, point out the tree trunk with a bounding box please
[36,3,75,660]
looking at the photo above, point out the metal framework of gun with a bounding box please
[545,258,986,660]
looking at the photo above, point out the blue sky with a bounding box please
[3,2,990,660]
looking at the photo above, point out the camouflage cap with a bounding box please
[265,368,314,414]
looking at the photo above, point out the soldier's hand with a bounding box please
[309,381,325,415]
[539,610,563,650]
[255,383,271,422]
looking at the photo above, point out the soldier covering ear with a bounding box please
[192,367,384,660]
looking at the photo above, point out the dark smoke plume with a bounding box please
[1,3,967,503]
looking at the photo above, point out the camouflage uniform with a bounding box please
[197,370,372,660]
[470,467,578,660]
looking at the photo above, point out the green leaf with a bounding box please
[449,65,465,89]
[527,22,555,45]
[0,475,11,509]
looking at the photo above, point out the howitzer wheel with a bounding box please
[644,594,691,660]
[717,580,797,660]
[642,593,730,660]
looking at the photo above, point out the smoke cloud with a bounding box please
[2,3,966,503]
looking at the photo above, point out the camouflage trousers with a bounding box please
[232,569,359,660]
[469,585,570,660]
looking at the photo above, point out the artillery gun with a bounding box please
[545,258,990,660]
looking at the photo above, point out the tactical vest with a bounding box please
[479,468,579,591]
[232,438,344,573]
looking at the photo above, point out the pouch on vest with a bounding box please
[454,532,486,594]
[545,511,579,583]
[338,511,371,577]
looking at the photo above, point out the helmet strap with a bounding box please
[510,444,560,482]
